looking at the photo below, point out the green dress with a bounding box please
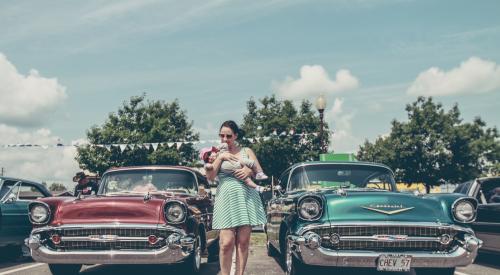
[213,148,267,229]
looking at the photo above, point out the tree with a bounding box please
[49,183,67,192]
[76,95,199,174]
[357,97,500,193]
[240,95,329,179]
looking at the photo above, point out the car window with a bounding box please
[454,181,472,194]
[480,178,500,204]
[18,184,45,200]
[0,180,20,201]
[101,169,197,195]
[289,164,395,192]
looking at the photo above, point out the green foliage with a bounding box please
[240,95,329,179]
[76,95,199,174]
[357,97,500,192]
[49,183,67,192]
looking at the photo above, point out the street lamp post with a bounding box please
[315,94,327,153]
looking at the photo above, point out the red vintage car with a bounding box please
[26,166,218,275]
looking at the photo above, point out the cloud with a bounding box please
[273,65,359,100]
[0,53,67,126]
[407,57,500,96]
[324,98,360,153]
[0,124,80,186]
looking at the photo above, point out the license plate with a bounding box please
[377,254,412,272]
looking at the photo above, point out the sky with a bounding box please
[0,0,499,186]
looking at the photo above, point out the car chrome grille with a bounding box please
[45,227,172,251]
[309,225,458,252]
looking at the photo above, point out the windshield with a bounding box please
[288,164,396,192]
[100,169,197,195]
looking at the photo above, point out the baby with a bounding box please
[200,143,268,193]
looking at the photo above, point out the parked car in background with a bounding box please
[0,177,52,256]
[27,166,218,275]
[454,176,500,254]
[266,161,482,275]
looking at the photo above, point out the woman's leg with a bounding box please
[219,228,236,275]
[235,225,252,275]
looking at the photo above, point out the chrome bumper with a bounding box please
[288,234,482,268]
[26,225,195,265]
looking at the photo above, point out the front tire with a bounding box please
[285,238,307,275]
[48,264,82,275]
[416,267,455,275]
[182,235,201,274]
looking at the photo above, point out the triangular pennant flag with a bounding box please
[176,142,182,150]
[151,143,159,151]
[119,144,128,152]
[105,145,112,151]
[280,131,287,136]
[143,143,151,150]
[129,144,136,150]
[272,129,278,135]
[167,142,174,148]
[313,133,319,137]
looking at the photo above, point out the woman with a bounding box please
[206,120,267,275]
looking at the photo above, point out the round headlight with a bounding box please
[453,200,476,223]
[30,203,50,224]
[164,201,187,224]
[298,196,322,221]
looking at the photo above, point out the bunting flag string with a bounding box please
[0,130,334,151]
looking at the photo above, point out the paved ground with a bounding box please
[1,244,499,275]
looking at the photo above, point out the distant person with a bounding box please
[73,172,98,196]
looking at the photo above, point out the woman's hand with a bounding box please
[233,166,252,180]
[219,152,239,162]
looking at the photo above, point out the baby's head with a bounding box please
[199,146,219,163]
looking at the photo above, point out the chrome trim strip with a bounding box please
[31,223,186,235]
[28,235,194,264]
[297,221,474,236]
[289,234,481,268]
[60,236,162,242]
[336,236,440,242]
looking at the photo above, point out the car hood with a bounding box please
[50,196,164,225]
[324,191,452,224]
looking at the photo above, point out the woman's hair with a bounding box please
[220,120,245,140]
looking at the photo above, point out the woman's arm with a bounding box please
[206,152,239,181]
[233,148,258,180]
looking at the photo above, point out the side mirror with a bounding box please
[4,193,17,204]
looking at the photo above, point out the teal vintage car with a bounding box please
[265,161,482,275]
[0,177,52,255]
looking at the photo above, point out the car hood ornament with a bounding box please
[362,204,414,215]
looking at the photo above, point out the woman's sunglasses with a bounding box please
[219,134,233,139]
